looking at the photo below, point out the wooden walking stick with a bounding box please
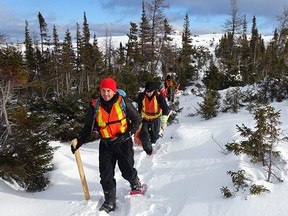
[71,138,90,200]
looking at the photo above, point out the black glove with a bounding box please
[71,138,83,154]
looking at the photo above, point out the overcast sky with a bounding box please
[0,0,287,42]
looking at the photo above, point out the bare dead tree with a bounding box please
[223,0,244,37]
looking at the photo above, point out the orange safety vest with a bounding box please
[165,79,173,87]
[95,96,128,138]
[141,93,162,120]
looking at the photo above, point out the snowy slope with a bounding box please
[2,86,288,216]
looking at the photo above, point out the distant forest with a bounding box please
[0,0,288,191]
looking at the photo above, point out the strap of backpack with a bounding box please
[90,98,100,134]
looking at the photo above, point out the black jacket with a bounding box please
[78,93,142,145]
[137,90,170,116]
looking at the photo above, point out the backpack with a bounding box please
[117,89,126,97]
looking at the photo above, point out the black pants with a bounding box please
[140,118,160,154]
[167,86,174,102]
[99,138,138,191]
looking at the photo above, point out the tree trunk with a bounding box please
[1,80,11,135]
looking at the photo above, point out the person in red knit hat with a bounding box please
[71,77,143,213]
[100,77,117,93]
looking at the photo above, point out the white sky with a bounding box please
[0,0,286,42]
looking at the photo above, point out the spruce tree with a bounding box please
[103,27,113,70]
[37,12,50,53]
[92,33,105,82]
[179,13,195,85]
[161,18,176,77]
[75,22,82,72]
[139,0,152,74]
[222,87,243,113]
[203,60,225,90]
[249,16,264,82]
[215,32,241,87]
[80,12,94,93]
[74,22,83,95]
[36,12,51,99]
[238,28,251,84]
[126,21,141,74]
[0,106,56,192]
[24,20,36,98]
[49,25,61,97]
[61,29,76,97]
[197,89,220,120]
[226,104,286,182]
[124,22,142,92]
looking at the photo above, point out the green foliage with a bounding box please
[220,186,233,198]
[203,60,226,90]
[0,106,56,192]
[249,184,270,195]
[227,170,249,192]
[215,32,244,87]
[225,104,285,182]
[221,170,270,198]
[222,87,244,113]
[198,89,220,119]
[220,170,249,198]
[225,141,242,155]
[33,96,89,141]
[178,13,197,84]
[258,77,288,102]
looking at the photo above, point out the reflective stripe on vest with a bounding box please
[96,96,128,138]
[141,94,162,120]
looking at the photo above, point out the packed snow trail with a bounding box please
[57,90,246,216]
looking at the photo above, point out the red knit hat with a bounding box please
[100,78,117,93]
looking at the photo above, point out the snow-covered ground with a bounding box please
[2,85,288,216]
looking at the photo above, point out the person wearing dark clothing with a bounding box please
[71,78,143,213]
[164,75,177,103]
[137,81,170,155]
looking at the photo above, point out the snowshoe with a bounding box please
[129,184,147,195]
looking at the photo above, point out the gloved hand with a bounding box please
[160,115,168,131]
[159,115,168,137]
[71,138,83,154]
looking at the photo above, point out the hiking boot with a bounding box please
[151,139,157,144]
[130,177,142,191]
[146,149,153,155]
[99,188,116,213]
